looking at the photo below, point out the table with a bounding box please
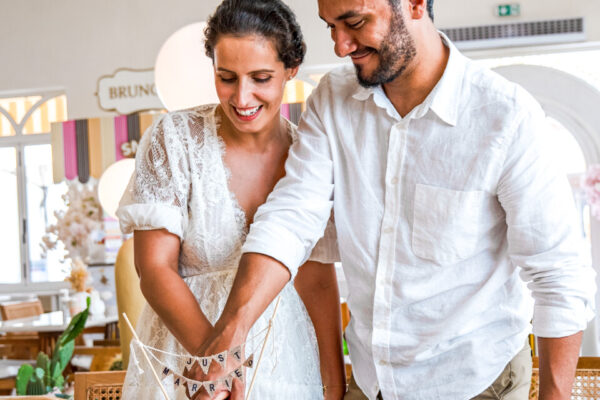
[0,312,118,355]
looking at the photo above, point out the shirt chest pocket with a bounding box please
[412,183,485,265]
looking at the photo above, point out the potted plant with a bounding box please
[15,298,91,397]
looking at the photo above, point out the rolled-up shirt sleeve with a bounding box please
[498,100,596,338]
[242,81,335,278]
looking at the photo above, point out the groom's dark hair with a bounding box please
[389,0,434,21]
[205,0,306,69]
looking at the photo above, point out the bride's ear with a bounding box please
[286,66,300,81]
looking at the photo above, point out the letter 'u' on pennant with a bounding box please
[214,350,228,369]
[200,357,211,374]
[233,367,245,384]
[243,354,254,368]
[187,382,201,396]
[230,345,242,362]
[204,381,218,396]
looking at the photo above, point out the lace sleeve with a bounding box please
[117,113,191,239]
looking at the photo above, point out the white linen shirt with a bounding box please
[242,37,595,399]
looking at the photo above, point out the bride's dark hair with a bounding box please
[204,0,306,69]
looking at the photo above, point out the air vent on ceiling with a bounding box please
[441,18,585,50]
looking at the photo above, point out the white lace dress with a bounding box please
[117,104,338,399]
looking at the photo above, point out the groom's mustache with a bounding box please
[350,47,376,58]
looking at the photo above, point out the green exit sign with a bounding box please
[497,4,521,17]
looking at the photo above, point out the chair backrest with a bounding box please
[74,371,126,400]
[529,357,600,399]
[114,238,146,369]
[0,299,43,321]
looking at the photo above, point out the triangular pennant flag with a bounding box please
[214,350,228,369]
[199,357,211,374]
[222,376,233,390]
[185,357,194,367]
[173,374,182,388]
[243,354,254,369]
[187,381,202,397]
[230,345,243,363]
[161,366,172,380]
[204,381,218,396]
[232,367,245,384]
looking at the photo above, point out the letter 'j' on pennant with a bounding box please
[214,350,228,369]
[187,382,201,396]
[185,357,194,366]
[231,345,242,362]
[243,354,254,368]
[204,381,217,396]
[200,357,211,374]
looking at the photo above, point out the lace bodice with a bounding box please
[118,104,337,277]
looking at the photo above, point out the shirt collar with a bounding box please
[351,32,466,126]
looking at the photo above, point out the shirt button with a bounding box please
[383,227,393,234]
[378,359,388,366]
[391,177,399,185]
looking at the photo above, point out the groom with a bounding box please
[199,0,596,399]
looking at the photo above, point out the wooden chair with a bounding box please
[74,371,126,400]
[114,238,146,369]
[529,357,600,399]
[0,300,44,359]
[73,346,121,372]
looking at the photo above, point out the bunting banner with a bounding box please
[50,112,163,184]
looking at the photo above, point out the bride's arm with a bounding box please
[295,261,346,400]
[134,229,213,355]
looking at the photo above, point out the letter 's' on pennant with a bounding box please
[214,351,228,369]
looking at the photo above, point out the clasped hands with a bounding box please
[184,325,248,400]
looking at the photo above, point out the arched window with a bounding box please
[0,90,69,288]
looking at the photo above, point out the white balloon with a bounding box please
[98,159,136,219]
[154,22,219,111]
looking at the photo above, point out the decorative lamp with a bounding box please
[154,22,218,111]
[98,159,136,219]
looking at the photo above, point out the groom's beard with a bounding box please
[354,7,417,88]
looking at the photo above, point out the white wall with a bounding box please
[1,0,599,119]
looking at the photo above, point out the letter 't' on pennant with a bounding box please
[214,350,228,369]
[233,367,245,384]
[243,354,254,368]
[230,345,242,363]
[204,381,218,396]
[199,357,211,374]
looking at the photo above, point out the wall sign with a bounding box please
[96,68,164,114]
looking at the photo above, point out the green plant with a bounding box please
[15,297,91,396]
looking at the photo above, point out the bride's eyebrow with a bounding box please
[216,68,275,74]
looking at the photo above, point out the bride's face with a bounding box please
[213,34,297,136]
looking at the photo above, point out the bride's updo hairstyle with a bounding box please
[204,0,306,69]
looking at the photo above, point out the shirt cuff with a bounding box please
[241,222,307,279]
[116,203,185,240]
[532,303,595,338]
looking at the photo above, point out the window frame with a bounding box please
[0,89,69,294]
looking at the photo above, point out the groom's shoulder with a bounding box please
[313,64,360,102]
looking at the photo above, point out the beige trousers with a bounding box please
[344,342,532,400]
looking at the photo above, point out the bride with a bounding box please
[117,0,346,399]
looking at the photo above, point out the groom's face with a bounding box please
[319,0,417,87]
